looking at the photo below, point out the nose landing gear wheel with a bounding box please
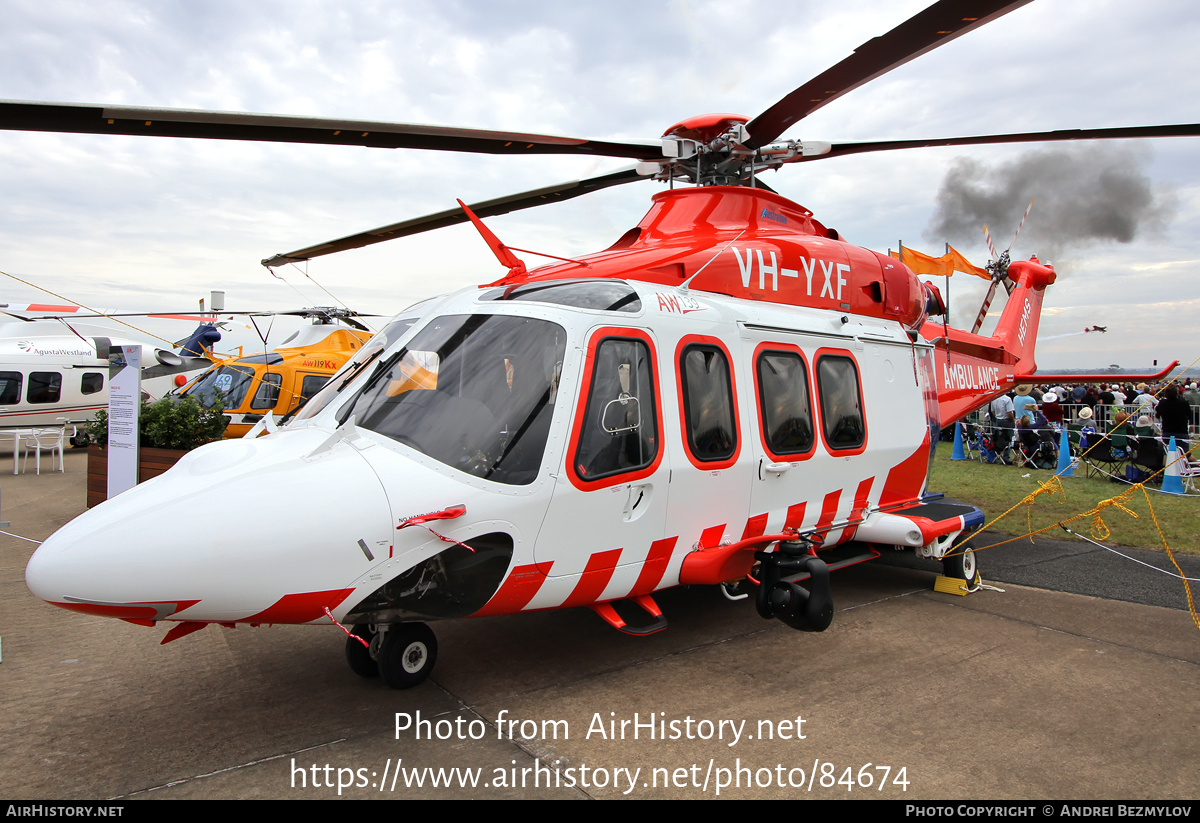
[345,624,379,679]
[378,623,438,690]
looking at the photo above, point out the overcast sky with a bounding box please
[1,0,1198,369]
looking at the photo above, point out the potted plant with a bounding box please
[86,395,229,507]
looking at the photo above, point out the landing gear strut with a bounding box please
[754,540,834,632]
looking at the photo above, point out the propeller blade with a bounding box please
[261,166,652,267]
[810,124,1200,160]
[744,0,1032,148]
[0,100,664,161]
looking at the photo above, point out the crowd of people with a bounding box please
[968,379,1199,474]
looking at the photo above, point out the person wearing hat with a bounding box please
[1184,382,1200,408]
[1132,413,1165,476]
[1111,384,1127,406]
[1042,391,1064,425]
[1071,404,1098,452]
[1134,383,1158,415]
[1013,384,1038,425]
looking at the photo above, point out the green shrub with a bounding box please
[86,395,229,450]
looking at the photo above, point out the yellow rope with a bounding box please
[948,437,1200,633]
[1137,484,1200,631]
[1088,487,1140,541]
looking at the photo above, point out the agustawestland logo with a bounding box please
[16,339,92,356]
[761,208,787,225]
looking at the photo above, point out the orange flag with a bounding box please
[891,245,988,279]
[946,245,989,279]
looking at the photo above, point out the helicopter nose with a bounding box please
[25,429,395,623]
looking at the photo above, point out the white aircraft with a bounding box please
[15,0,1188,688]
[0,307,215,435]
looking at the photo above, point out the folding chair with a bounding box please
[1131,432,1166,484]
[990,423,1014,465]
[20,426,66,475]
[1034,425,1059,470]
[1178,449,1200,493]
[1085,427,1131,479]
[959,420,979,460]
[978,424,1008,464]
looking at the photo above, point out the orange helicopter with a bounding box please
[172,307,375,438]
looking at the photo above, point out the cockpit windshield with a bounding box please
[184,363,256,409]
[339,314,567,486]
[291,315,418,422]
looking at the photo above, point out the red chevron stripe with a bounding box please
[473,561,553,617]
[563,549,624,608]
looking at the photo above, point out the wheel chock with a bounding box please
[933,574,977,596]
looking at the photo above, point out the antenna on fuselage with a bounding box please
[679,230,746,293]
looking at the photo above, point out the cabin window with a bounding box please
[342,314,567,486]
[573,336,659,482]
[27,372,61,404]
[251,373,282,410]
[480,280,641,313]
[816,354,866,451]
[81,372,104,395]
[756,349,815,457]
[679,344,736,462]
[299,374,328,402]
[0,372,21,405]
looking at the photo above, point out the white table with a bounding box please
[1,429,32,475]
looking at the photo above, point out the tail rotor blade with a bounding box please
[972,278,1001,335]
[1010,197,1035,251]
[983,224,998,262]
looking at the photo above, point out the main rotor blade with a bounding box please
[745,0,1032,149]
[0,100,664,161]
[261,166,651,267]
[814,124,1200,160]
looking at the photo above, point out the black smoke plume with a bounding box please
[925,143,1176,260]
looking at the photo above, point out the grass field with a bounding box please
[926,440,1199,555]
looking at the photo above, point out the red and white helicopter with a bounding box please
[13,0,1189,688]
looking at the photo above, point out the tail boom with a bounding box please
[921,257,1056,424]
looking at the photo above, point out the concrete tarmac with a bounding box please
[2,447,1197,800]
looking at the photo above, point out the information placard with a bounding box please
[107,344,141,498]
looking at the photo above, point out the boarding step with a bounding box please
[589,594,668,636]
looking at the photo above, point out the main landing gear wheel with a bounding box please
[345,624,379,679]
[378,623,438,690]
[942,543,981,589]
